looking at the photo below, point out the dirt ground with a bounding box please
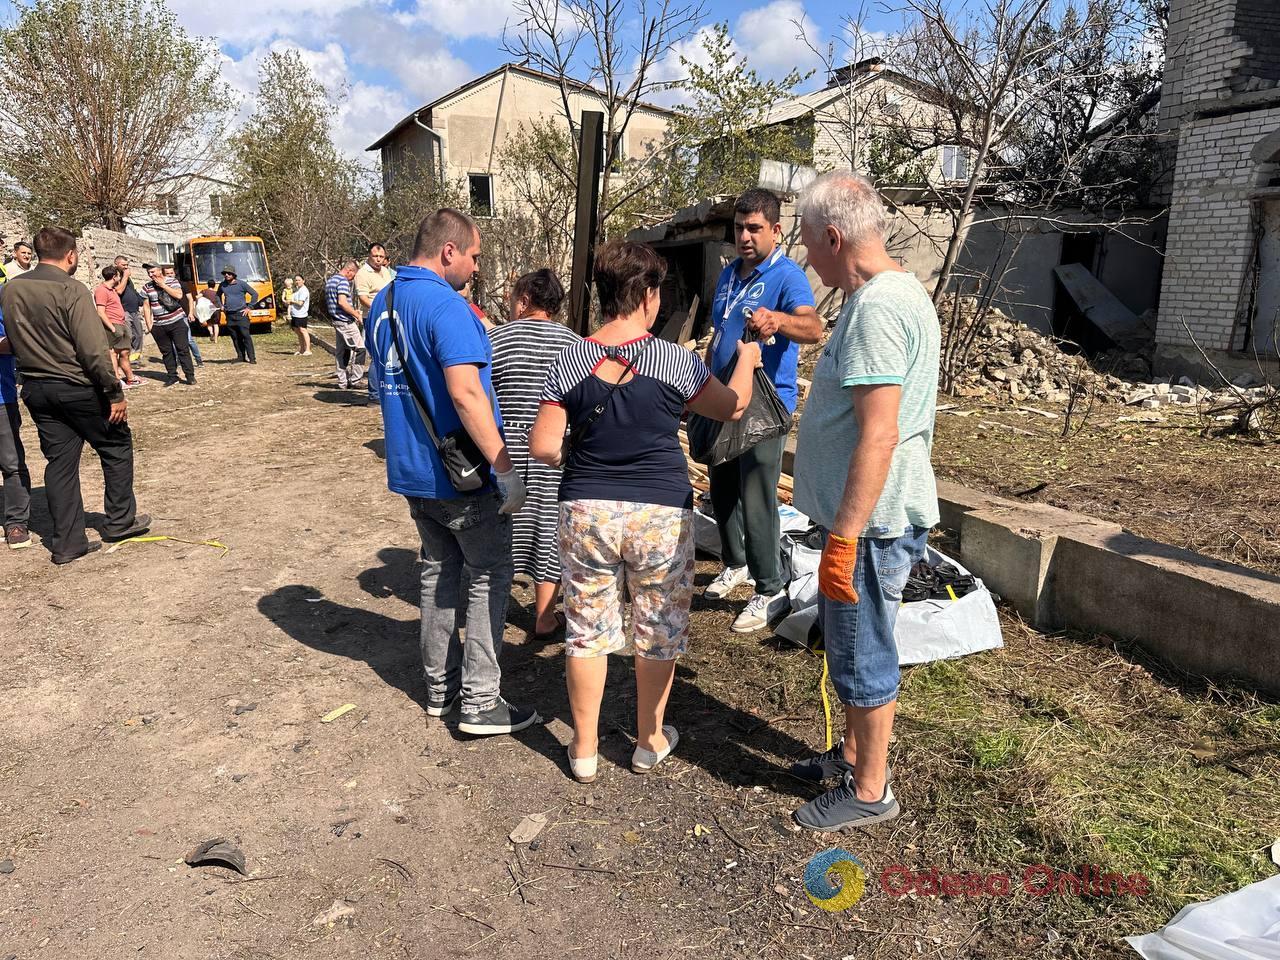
[2,330,1277,960]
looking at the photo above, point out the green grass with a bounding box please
[892,620,1280,951]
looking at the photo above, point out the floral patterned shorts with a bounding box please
[559,499,695,660]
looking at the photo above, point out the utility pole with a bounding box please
[568,110,604,335]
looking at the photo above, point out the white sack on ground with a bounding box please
[777,544,1004,665]
[1126,874,1280,960]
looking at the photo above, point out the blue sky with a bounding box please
[151,0,901,159]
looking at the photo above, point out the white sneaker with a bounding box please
[731,591,789,633]
[704,565,753,599]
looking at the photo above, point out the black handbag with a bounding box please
[153,281,184,313]
[385,280,489,493]
[687,330,792,466]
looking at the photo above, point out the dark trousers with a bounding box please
[708,432,786,595]
[21,379,137,559]
[126,311,145,353]
[0,401,32,526]
[226,312,255,362]
[152,320,195,382]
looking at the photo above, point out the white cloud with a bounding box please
[359,36,473,103]
[217,40,415,160]
[735,0,824,76]
[335,81,415,157]
[645,2,829,107]
[410,0,519,39]
[167,0,370,46]
[647,25,726,107]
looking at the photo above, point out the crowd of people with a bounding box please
[0,233,315,561]
[362,172,940,831]
[0,171,940,832]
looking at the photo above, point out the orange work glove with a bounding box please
[818,533,860,604]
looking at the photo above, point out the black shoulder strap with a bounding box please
[385,279,444,449]
[569,336,655,448]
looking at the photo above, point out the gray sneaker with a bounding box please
[458,697,540,736]
[794,770,900,832]
[789,738,855,782]
[425,689,459,717]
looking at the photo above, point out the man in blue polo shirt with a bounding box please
[366,208,536,737]
[704,188,823,633]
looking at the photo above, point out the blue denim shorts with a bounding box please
[818,526,930,708]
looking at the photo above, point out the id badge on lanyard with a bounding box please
[712,249,782,356]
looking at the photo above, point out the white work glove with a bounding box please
[494,467,526,515]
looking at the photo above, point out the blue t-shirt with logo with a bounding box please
[708,249,817,413]
[0,305,16,404]
[366,265,501,499]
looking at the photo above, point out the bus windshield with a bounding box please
[191,240,269,284]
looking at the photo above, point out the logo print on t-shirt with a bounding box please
[372,309,403,375]
[747,280,766,301]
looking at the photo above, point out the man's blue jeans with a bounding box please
[819,526,930,708]
[408,492,513,714]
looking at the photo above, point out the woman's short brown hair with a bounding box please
[593,240,666,319]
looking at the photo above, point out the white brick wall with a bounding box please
[1156,104,1280,349]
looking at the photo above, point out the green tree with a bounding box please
[223,49,366,281]
[0,0,225,231]
[665,23,812,206]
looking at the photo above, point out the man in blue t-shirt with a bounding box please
[703,188,822,634]
[365,207,536,737]
[0,301,33,549]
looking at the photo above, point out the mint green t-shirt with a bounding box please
[793,269,940,537]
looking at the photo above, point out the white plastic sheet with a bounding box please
[1126,875,1280,960]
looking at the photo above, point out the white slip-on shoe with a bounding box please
[731,590,790,633]
[703,565,753,599]
[567,744,598,783]
[631,725,679,774]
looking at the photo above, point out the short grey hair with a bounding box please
[796,170,888,247]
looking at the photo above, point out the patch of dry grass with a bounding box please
[687,591,1280,956]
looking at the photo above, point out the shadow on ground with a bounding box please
[258,551,821,798]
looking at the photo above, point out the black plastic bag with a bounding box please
[687,355,792,466]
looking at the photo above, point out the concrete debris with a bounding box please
[945,304,1139,404]
[1125,381,1275,410]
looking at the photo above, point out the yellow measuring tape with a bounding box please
[105,535,229,558]
[819,652,833,750]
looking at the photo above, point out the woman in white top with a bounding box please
[289,275,312,356]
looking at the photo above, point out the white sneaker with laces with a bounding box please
[704,565,753,599]
[731,590,789,633]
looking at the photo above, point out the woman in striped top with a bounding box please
[530,241,760,783]
[490,269,581,640]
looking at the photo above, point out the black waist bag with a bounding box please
[385,280,488,493]
[687,353,792,466]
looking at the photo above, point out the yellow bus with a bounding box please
[172,235,277,330]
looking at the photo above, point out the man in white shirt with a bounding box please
[354,243,392,316]
[354,246,391,401]
[289,274,311,356]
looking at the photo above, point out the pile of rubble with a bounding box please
[948,309,1136,404]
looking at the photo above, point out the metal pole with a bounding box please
[569,110,604,336]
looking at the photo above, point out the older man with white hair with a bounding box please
[787,170,940,832]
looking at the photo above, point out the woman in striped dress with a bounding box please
[490,269,581,639]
